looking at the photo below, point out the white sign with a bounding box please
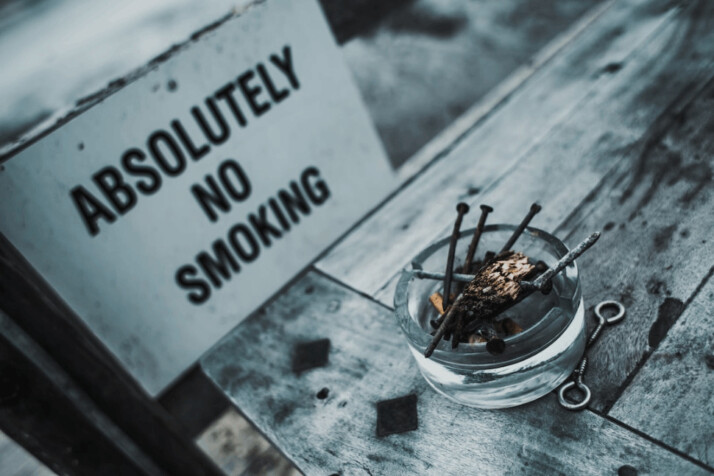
[0,0,394,395]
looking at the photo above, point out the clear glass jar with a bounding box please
[394,225,586,409]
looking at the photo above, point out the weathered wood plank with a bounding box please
[374,0,714,437]
[546,46,714,414]
[311,0,714,465]
[373,0,714,311]
[158,364,230,439]
[203,0,714,471]
[541,65,714,424]
[369,0,714,297]
[316,0,682,296]
[394,0,613,182]
[196,408,301,476]
[0,430,54,476]
[0,311,159,476]
[609,277,714,466]
[202,271,708,475]
[342,0,604,166]
[0,237,223,476]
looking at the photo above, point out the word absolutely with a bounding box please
[70,45,299,237]
[175,165,330,304]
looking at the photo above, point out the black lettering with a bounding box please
[171,119,210,161]
[257,63,289,103]
[301,167,330,205]
[192,97,230,145]
[270,45,299,90]
[148,130,186,176]
[215,83,247,127]
[192,176,231,222]
[70,185,116,237]
[248,205,282,246]
[92,166,137,215]
[121,148,162,195]
[238,71,270,116]
[196,240,240,288]
[175,265,211,304]
[278,182,311,224]
[269,197,290,232]
[227,223,260,262]
[218,159,251,201]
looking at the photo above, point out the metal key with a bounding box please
[558,300,626,411]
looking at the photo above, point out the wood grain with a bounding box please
[196,408,302,476]
[385,0,714,314]
[201,271,707,475]
[316,0,681,298]
[394,0,613,182]
[341,0,604,166]
[548,36,714,416]
[307,0,714,467]
[609,277,714,466]
[321,0,714,426]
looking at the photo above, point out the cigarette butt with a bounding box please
[468,334,487,344]
[429,292,445,315]
[502,318,523,335]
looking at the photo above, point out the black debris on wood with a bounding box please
[292,338,331,373]
[376,394,418,437]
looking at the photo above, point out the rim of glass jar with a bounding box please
[394,224,580,359]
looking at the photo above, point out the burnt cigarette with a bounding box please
[429,292,445,315]
[501,318,523,336]
[468,334,487,344]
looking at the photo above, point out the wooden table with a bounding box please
[201,0,714,473]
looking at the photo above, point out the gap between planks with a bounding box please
[396,0,616,182]
[196,368,308,475]
[309,263,714,473]
[589,408,714,473]
[316,0,714,418]
[547,70,714,417]
[202,270,709,475]
[307,0,615,271]
[318,0,672,298]
[311,266,394,312]
[601,264,714,415]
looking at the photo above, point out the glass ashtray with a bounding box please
[394,224,586,409]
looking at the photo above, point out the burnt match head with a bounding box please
[456,202,470,214]
[535,260,548,273]
[480,204,494,213]
[500,202,543,253]
[486,338,506,354]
